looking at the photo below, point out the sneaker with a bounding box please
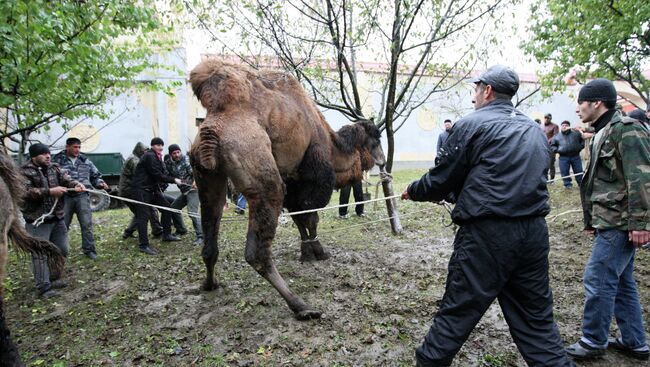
[162,234,181,242]
[175,229,188,236]
[85,252,98,260]
[122,231,134,239]
[139,245,158,255]
[151,232,163,239]
[193,238,203,246]
[50,280,68,289]
[338,214,350,219]
[234,208,245,215]
[357,213,366,217]
[566,341,605,360]
[608,337,650,360]
[39,289,61,299]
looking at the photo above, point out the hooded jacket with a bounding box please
[119,142,146,198]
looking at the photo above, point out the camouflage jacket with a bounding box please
[164,154,193,193]
[581,111,650,231]
[52,152,105,191]
[21,160,79,223]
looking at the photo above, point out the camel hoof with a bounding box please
[201,280,220,291]
[315,251,330,261]
[295,309,322,321]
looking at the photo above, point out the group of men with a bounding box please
[404,66,649,366]
[19,137,202,298]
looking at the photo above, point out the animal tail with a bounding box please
[8,218,64,276]
[190,124,220,172]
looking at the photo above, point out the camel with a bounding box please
[0,152,65,366]
[189,59,385,320]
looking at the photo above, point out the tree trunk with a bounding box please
[379,166,402,234]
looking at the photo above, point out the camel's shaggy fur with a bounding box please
[0,152,65,366]
[189,59,384,320]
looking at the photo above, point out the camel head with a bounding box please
[189,59,253,113]
[356,119,385,168]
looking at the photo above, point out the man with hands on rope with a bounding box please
[131,137,183,255]
[52,137,108,260]
[21,143,85,298]
[401,65,573,367]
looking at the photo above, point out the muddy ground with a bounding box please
[5,169,650,366]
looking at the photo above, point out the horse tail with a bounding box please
[8,217,65,276]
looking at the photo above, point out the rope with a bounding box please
[547,172,583,183]
[33,197,59,227]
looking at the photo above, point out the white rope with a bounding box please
[33,197,59,227]
[547,172,583,183]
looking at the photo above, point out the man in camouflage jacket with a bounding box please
[52,137,108,260]
[165,144,203,245]
[21,143,85,298]
[566,78,650,361]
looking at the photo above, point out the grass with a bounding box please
[4,168,649,366]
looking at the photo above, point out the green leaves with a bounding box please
[523,0,650,103]
[0,0,177,138]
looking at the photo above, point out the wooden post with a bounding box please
[379,166,402,234]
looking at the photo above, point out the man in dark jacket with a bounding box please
[52,137,108,260]
[435,119,453,155]
[119,142,163,239]
[132,137,181,255]
[402,65,572,367]
[550,121,584,188]
[21,143,85,297]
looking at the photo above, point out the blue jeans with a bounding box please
[581,229,647,349]
[63,193,96,254]
[558,155,583,187]
[236,193,247,209]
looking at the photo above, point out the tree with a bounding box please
[185,0,511,172]
[524,0,650,105]
[0,0,177,156]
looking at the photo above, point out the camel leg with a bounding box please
[0,214,22,366]
[292,213,330,262]
[245,187,321,320]
[196,172,227,291]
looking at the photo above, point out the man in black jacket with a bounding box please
[402,65,572,367]
[132,137,181,255]
[550,120,584,188]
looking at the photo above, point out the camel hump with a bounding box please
[190,59,254,112]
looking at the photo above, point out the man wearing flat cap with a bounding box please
[402,65,572,366]
[21,143,85,298]
[52,137,108,260]
[131,137,183,255]
[565,78,650,361]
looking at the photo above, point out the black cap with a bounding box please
[544,113,552,118]
[629,108,649,123]
[578,78,617,103]
[29,143,50,158]
[150,137,164,146]
[168,144,181,154]
[560,120,570,126]
[468,65,519,96]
